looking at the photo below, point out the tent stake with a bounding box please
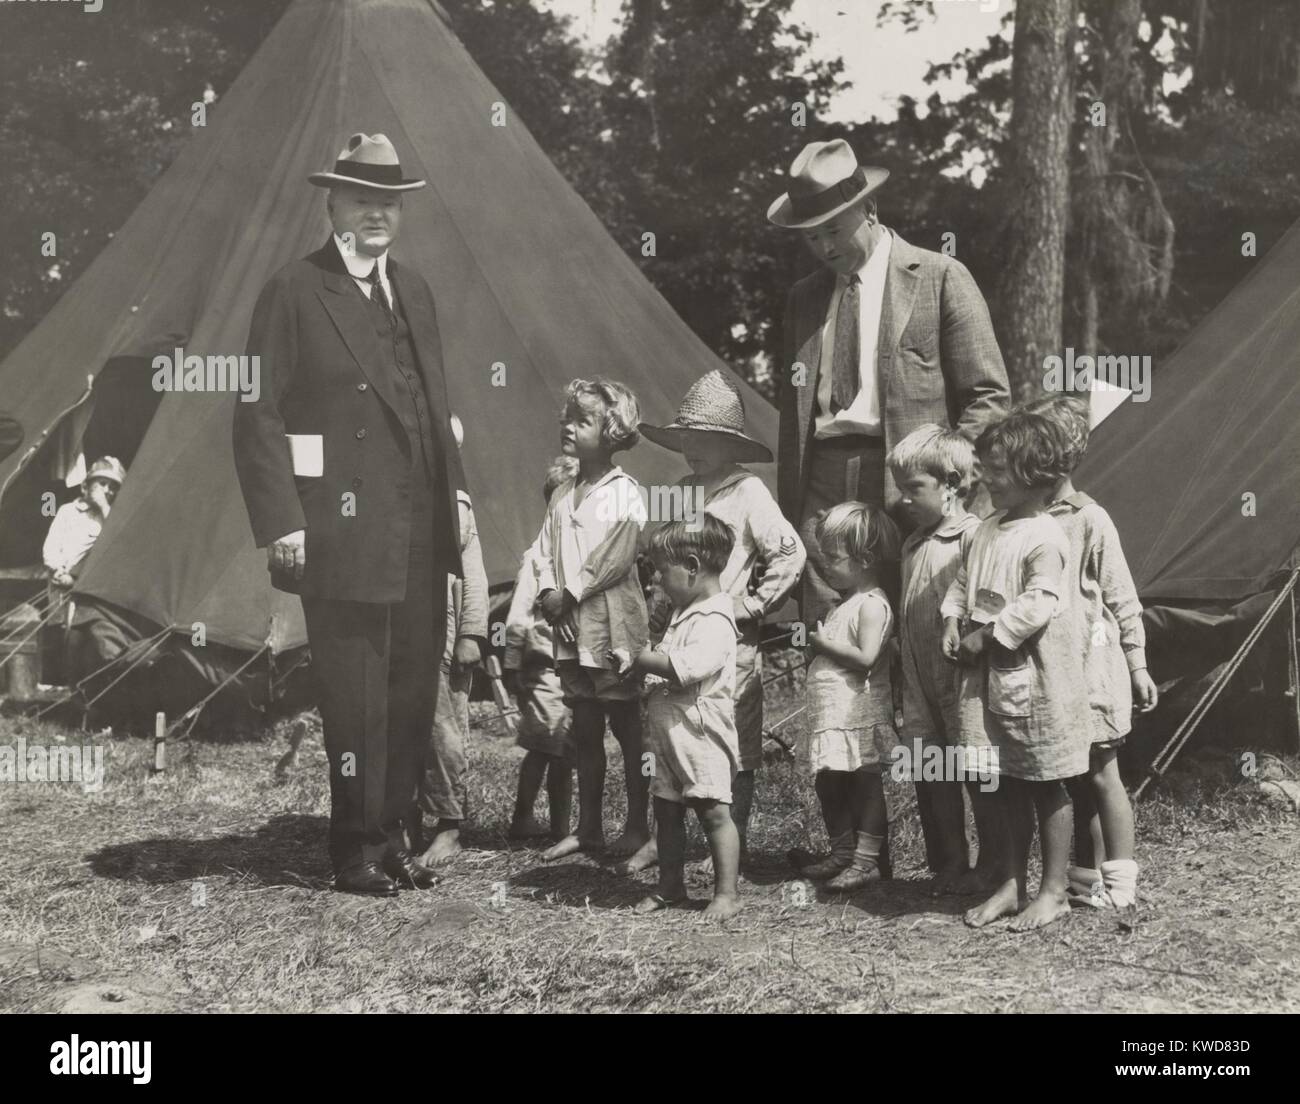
[153,711,166,773]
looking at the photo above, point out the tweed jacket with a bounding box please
[777,231,1009,519]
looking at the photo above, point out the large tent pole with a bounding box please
[1288,586,1300,753]
[1136,564,1300,798]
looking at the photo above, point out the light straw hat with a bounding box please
[639,371,772,464]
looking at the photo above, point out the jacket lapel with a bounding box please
[388,259,451,431]
[879,231,922,403]
[795,267,835,441]
[313,238,406,418]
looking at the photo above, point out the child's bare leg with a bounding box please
[606,700,650,856]
[634,797,687,913]
[825,769,888,892]
[928,780,971,893]
[955,780,1002,895]
[543,703,605,860]
[545,754,573,842]
[964,782,1028,927]
[1090,748,1133,861]
[509,751,550,838]
[795,771,855,878]
[1009,780,1073,932]
[688,769,754,879]
[695,799,742,920]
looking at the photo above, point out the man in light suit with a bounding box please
[234,133,465,897]
[770,140,1010,624]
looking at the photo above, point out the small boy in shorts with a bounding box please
[622,515,743,920]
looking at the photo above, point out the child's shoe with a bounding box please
[1066,864,1111,909]
[823,832,887,892]
[791,832,854,880]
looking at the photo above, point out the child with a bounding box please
[630,369,806,874]
[889,425,991,894]
[624,514,743,920]
[535,379,651,862]
[1024,396,1157,928]
[43,456,126,586]
[416,414,487,865]
[941,410,1090,931]
[796,501,900,892]
[504,455,579,844]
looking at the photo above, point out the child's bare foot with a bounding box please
[963,880,1026,928]
[929,864,971,897]
[507,817,550,841]
[615,837,658,875]
[824,863,883,893]
[421,828,462,866]
[542,834,601,862]
[606,828,651,858]
[1008,891,1071,932]
[952,867,998,896]
[633,892,689,914]
[702,893,743,921]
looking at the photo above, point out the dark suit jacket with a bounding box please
[777,231,1009,519]
[233,238,465,602]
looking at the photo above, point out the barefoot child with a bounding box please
[795,502,900,892]
[625,515,743,920]
[889,425,990,894]
[535,379,651,862]
[1023,397,1157,928]
[631,370,806,874]
[504,456,580,844]
[941,411,1090,931]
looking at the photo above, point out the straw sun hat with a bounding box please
[639,370,772,464]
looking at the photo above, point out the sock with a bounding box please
[848,832,885,872]
[1100,858,1139,909]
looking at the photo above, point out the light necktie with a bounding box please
[830,273,860,413]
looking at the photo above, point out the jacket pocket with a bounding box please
[986,641,1032,718]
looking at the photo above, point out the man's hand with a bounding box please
[452,637,481,673]
[957,623,994,666]
[941,618,962,663]
[1132,668,1158,713]
[269,529,306,580]
[556,611,578,646]
[732,594,754,626]
[538,588,566,623]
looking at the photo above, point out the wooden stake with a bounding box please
[153,711,166,773]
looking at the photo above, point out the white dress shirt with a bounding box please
[333,233,393,304]
[813,230,893,439]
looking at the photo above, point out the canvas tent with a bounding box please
[1075,218,1300,775]
[0,0,776,678]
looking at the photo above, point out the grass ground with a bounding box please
[1,661,1298,1014]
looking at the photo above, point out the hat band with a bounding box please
[330,159,404,185]
[788,166,868,221]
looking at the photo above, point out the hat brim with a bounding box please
[766,166,890,229]
[639,424,773,464]
[308,171,427,192]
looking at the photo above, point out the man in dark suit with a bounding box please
[769,140,1010,624]
[234,133,464,897]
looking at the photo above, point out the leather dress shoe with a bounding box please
[334,860,399,898]
[383,848,441,889]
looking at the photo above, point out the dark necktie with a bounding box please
[362,262,393,321]
[830,273,860,413]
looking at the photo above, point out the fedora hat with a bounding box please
[639,371,773,464]
[308,132,426,192]
[767,139,889,229]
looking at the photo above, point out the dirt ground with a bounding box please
[1,675,1298,1013]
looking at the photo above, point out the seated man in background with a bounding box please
[43,456,126,586]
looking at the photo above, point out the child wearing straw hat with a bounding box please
[626,370,805,875]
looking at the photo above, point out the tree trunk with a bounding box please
[997,0,1077,401]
